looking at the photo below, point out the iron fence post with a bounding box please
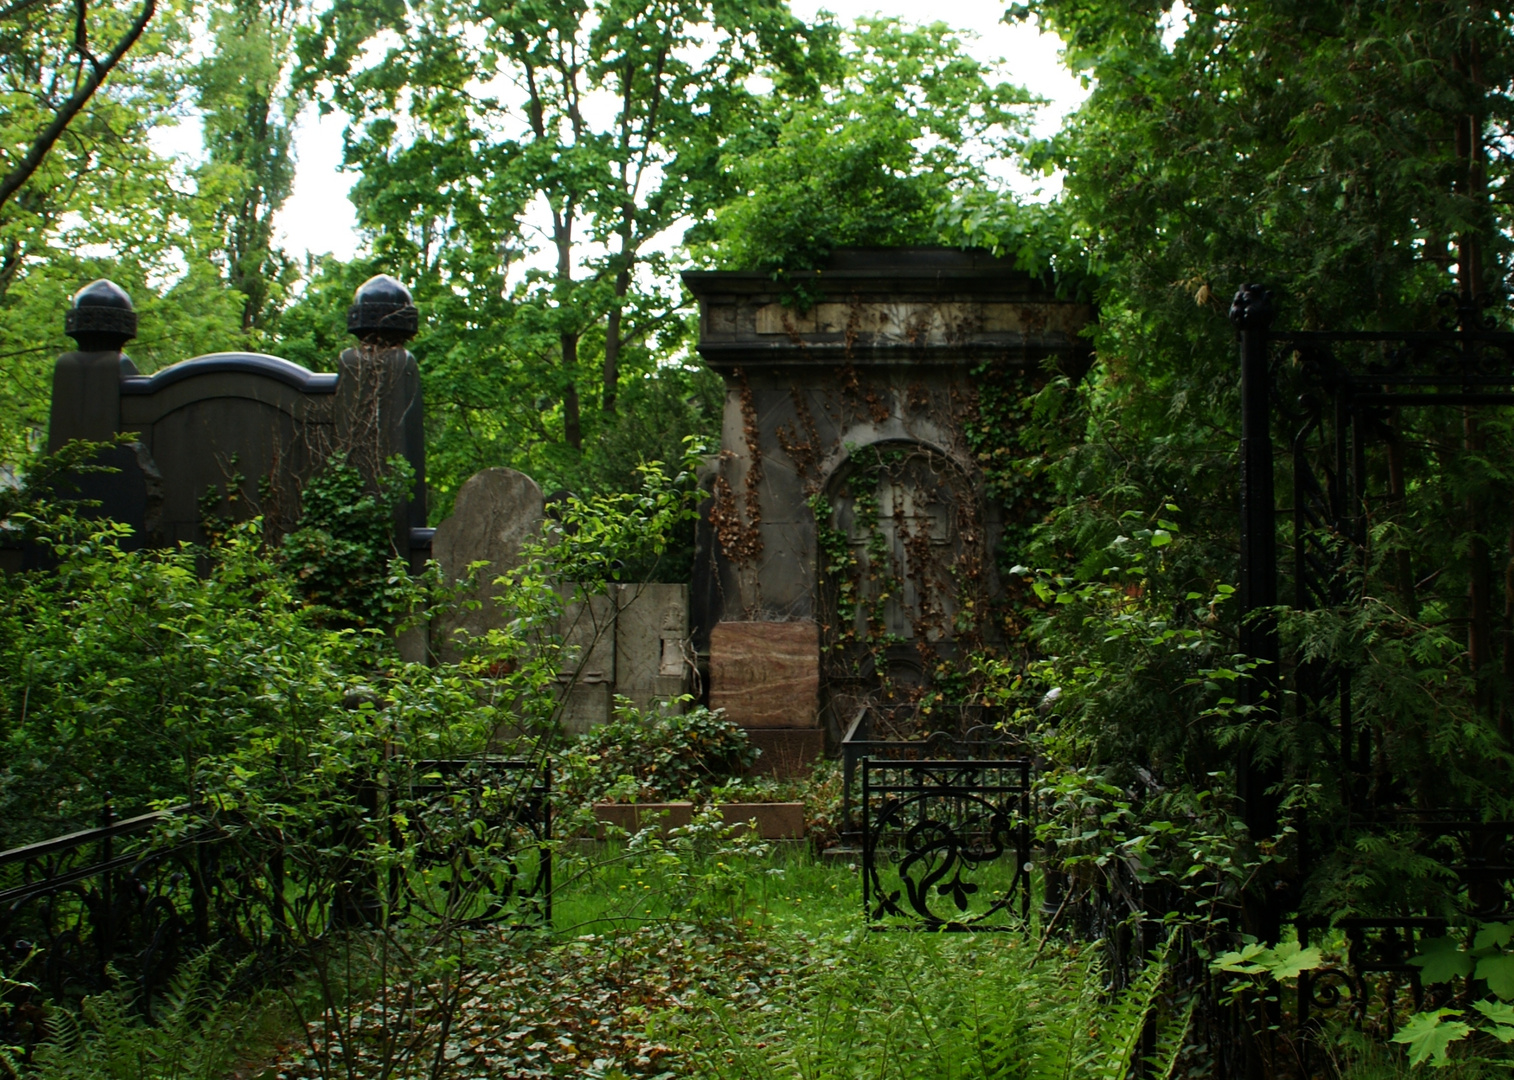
[97,796,115,975]
[1232,285,1281,943]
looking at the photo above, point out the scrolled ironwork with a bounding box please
[862,758,1030,930]
[1300,965,1356,1016]
[395,758,551,927]
[837,702,1016,847]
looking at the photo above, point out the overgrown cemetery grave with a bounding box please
[7,259,1514,1078]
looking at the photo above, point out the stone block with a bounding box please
[709,620,819,728]
[591,801,803,840]
[592,802,694,838]
[615,583,690,711]
[719,802,805,840]
[557,589,616,732]
[430,468,544,661]
[559,588,616,682]
[559,681,611,736]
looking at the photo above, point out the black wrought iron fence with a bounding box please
[0,802,193,1026]
[849,743,1315,1071]
[838,702,1017,848]
[0,758,550,1047]
[396,758,552,927]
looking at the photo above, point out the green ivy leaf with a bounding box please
[1409,937,1473,984]
[1475,923,1514,950]
[1150,530,1173,548]
[1267,942,1324,980]
[1391,1010,1472,1067]
[1475,952,1514,1000]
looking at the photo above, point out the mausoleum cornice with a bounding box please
[693,338,1087,371]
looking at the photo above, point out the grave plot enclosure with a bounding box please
[684,248,1092,745]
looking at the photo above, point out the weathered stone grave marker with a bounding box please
[425,470,691,727]
[431,467,546,663]
[684,247,1093,763]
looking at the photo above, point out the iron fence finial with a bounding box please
[1229,283,1274,332]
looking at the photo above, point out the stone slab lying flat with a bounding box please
[591,801,804,840]
[709,620,819,728]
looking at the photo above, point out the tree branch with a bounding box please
[0,0,156,217]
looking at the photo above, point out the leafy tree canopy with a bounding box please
[695,16,1037,276]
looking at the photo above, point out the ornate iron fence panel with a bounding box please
[0,759,550,1048]
[861,758,1030,930]
[0,804,198,1023]
[838,703,1015,847]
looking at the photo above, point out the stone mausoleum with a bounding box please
[685,248,1092,765]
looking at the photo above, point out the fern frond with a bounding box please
[1145,990,1197,1080]
[31,950,256,1080]
[1087,931,1176,1080]
[1025,929,1184,1080]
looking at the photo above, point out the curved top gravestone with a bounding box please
[430,468,546,663]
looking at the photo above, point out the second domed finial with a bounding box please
[347,274,418,346]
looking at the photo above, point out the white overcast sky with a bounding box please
[265,2,1090,265]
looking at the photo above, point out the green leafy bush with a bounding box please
[277,453,414,628]
[0,442,466,847]
[1383,924,1514,1069]
[557,703,759,805]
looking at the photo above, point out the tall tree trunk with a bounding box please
[603,264,629,414]
[553,213,582,449]
[1502,522,1514,744]
[1385,427,1417,618]
[562,332,582,450]
[1467,412,1493,701]
[1457,36,1492,708]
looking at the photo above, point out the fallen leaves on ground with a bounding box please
[267,921,783,1079]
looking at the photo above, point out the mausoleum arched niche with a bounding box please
[814,435,990,706]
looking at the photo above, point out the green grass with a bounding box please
[551,841,861,936]
[22,834,1486,1079]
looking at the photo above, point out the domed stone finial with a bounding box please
[347,274,418,346]
[64,278,137,351]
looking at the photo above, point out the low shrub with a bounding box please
[556,702,759,805]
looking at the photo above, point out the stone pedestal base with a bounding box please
[744,728,825,779]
